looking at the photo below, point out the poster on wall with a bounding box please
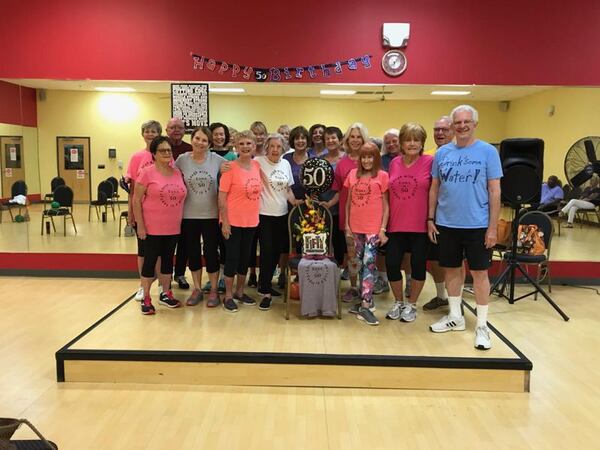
[70,147,79,163]
[9,147,16,161]
[5,168,12,177]
[171,83,210,133]
[76,170,85,179]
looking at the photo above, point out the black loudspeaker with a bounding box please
[500,138,544,205]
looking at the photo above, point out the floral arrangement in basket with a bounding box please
[294,198,328,256]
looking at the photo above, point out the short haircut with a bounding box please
[382,128,400,154]
[265,133,287,152]
[342,122,369,152]
[209,122,230,146]
[324,126,343,141]
[399,122,427,155]
[141,120,162,135]
[235,130,256,143]
[308,123,326,147]
[277,124,291,134]
[191,126,212,143]
[250,121,267,135]
[289,125,309,149]
[357,143,381,177]
[149,136,171,158]
[451,105,479,123]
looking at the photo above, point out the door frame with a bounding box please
[0,135,25,199]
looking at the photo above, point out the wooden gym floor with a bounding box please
[2,276,598,449]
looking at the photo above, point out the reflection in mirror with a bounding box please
[0,80,598,262]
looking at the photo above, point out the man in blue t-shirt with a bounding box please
[427,105,502,350]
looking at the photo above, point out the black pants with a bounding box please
[258,214,288,294]
[385,232,429,282]
[173,232,187,277]
[141,234,178,278]
[224,226,258,277]
[331,215,346,265]
[181,218,220,273]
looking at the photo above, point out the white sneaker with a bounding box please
[475,326,492,350]
[430,315,466,333]
[134,287,144,302]
[400,304,417,322]
[385,301,404,320]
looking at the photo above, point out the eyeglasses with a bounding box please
[452,120,474,126]
[433,128,451,133]
[157,149,173,154]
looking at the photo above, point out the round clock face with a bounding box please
[382,50,407,77]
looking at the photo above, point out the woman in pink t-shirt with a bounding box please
[344,143,389,326]
[385,123,433,324]
[325,122,369,302]
[133,136,187,315]
[218,130,264,313]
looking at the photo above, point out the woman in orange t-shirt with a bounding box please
[218,130,263,313]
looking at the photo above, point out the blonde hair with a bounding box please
[342,122,369,152]
[235,130,256,143]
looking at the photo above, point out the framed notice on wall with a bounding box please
[171,83,210,133]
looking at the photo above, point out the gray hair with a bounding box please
[450,105,479,123]
[382,128,400,154]
[435,116,452,127]
[141,120,162,135]
[264,133,287,151]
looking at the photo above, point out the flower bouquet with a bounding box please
[294,198,328,256]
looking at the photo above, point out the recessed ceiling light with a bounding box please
[431,90,471,96]
[209,88,245,93]
[94,87,136,92]
[320,90,357,95]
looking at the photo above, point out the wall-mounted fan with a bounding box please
[564,136,600,187]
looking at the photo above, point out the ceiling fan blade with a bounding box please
[571,166,593,187]
[584,139,598,163]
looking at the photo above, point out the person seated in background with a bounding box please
[560,175,600,227]
[538,175,564,212]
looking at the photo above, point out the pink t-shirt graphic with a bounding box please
[387,154,433,233]
[219,160,263,227]
[137,165,187,235]
[344,169,389,234]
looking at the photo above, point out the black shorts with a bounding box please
[437,226,491,271]
[427,241,440,261]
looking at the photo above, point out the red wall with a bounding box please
[0,0,599,86]
[0,81,37,126]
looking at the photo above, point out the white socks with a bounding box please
[435,282,447,300]
[448,296,462,318]
[476,304,489,328]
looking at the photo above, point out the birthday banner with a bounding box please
[191,53,372,82]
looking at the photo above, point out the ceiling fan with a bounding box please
[357,85,392,103]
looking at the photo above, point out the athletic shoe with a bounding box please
[277,273,286,289]
[422,296,449,311]
[186,289,203,306]
[259,296,272,311]
[223,297,238,313]
[134,287,144,302]
[373,278,390,295]
[248,273,258,287]
[429,315,466,333]
[217,278,226,293]
[475,326,492,350]
[404,279,411,299]
[159,291,182,308]
[385,301,404,320]
[141,297,155,315]
[565,222,573,228]
[356,307,379,326]
[206,293,220,308]
[270,288,282,297]
[202,281,212,293]
[349,302,376,314]
[234,293,256,306]
[343,288,360,303]
[175,275,190,290]
[400,304,417,322]
[340,267,350,280]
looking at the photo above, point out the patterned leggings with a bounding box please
[351,233,379,303]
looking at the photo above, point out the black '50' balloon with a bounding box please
[300,157,334,194]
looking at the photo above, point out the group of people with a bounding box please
[126,104,502,350]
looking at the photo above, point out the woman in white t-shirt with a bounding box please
[255,133,301,311]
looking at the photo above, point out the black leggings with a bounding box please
[141,234,178,278]
[385,232,429,282]
[331,214,346,265]
[173,232,187,277]
[224,226,258,277]
[181,218,220,273]
[258,214,288,294]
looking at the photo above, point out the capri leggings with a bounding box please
[225,226,258,277]
[181,218,220,273]
[385,232,429,282]
[141,234,178,278]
